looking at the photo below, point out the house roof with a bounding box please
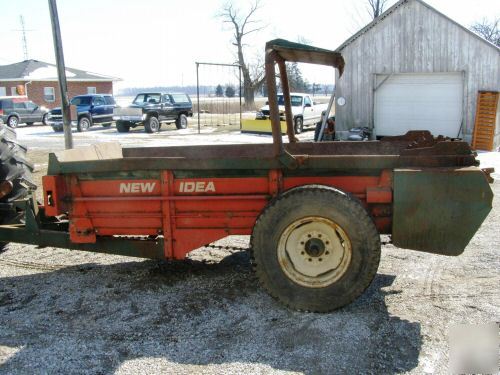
[336,0,500,52]
[0,59,120,82]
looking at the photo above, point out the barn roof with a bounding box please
[0,59,120,82]
[336,0,500,53]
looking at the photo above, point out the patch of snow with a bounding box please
[476,151,500,178]
[24,66,75,79]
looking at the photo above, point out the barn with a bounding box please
[334,0,500,150]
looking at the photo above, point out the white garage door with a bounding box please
[374,73,463,137]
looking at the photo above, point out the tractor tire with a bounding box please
[294,117,303,134]
[145,116,160,133]
[175,114,188,129]
[0,124,35,252]
[251,185,381,312]
[116,121,130,133]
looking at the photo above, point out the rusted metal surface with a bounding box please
[392,167,493,255]
[276,57,297,143]
[265,49,284,157]
[266,39,345,76]
[264,39,345,159]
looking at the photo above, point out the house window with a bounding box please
[10,87,17,96]
[44,87,55,102]
[87,87,96,94]
[0,87,6,96]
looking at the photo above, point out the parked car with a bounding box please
[256,93,328,133]
[0,96,49,128]
[113,92,193,133]
[47,94,116,132]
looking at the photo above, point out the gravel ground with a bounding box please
[0,124,498,374]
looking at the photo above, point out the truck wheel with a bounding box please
[7,116,19,128]
[175,114,188,129]
[42,113,48,126]
[77,116,91,132]
[116,121,130,133]
[145,116,160,133]
[294,117,303,134]
[0,124,35,252]
[251,185,381,312]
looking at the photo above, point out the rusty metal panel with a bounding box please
[392,167,493,255]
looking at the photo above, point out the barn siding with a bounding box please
[336,0,500,145]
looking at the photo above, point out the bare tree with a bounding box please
[470,18,500,47]
[218,1,266,108]
[366,0,389,19]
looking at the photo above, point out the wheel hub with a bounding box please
[304,238,325,257]
[277,217,352,288]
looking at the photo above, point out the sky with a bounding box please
[0,0,498,91]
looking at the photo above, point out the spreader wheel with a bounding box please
[251,185,381,312]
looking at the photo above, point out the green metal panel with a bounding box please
[393,167,493,255]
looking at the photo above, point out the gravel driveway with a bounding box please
[0,125,498,374]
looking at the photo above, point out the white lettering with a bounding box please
[178,181,216,193]
[205,181,215,192]
[195,181,204,192]
[119,182,156,194]
[184,182,195,193]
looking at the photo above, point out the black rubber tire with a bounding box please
[7,116,19,129]
[77,116,91,132]
[145,116,160,133]
[251,185,381,312]
[52,126,63,132]
[102,123,112,128]
[0,124,35,252]
[294,117,303,134]
[116,121,130,133]
[175,114,188,129]
[42,113,48,126]
[26,122,34,126]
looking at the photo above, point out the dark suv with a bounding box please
[47,94,116,132]
[113,92,193,133]
[0,97,49,128]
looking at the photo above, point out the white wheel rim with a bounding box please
[277,216,352,288]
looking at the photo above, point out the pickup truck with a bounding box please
[47,94,116,132]
[256,93,328,133]
[113,92,193,133]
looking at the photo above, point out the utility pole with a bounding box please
[48,0,73,149]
